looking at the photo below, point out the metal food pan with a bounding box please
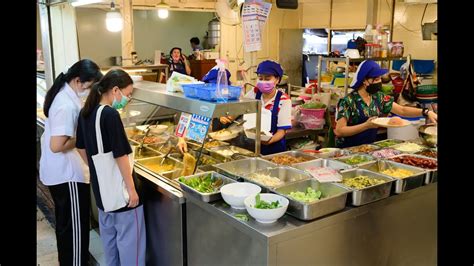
[373,139,405,148]
[359,160,427,194]
[132,145,162,159]
[214,158,278,181]
[261,150,319,165]
[338,169,395,206]
[391,142,430,154]
[135,156,183,175]
[208,146,255,162]
[272,179,351,221]
[186,140,209,154]
[242,166,311,192]
[335,154,377,167]
[203,140,230,150]
[389,154,438,184]
[330,149,353,159]
[177,171,236,202]
[169,150,221,166]
[346,144,381,154]
[293,158,353,172]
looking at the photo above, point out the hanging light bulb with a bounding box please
[156,0,169,19]
[106,1,123,32]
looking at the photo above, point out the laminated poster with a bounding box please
[185,114,211,144]
[175,113,191,138]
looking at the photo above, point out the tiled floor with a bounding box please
[37,207,59,266]
[37,207,105,266]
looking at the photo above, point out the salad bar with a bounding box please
[91,81,437,265]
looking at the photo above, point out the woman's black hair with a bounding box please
[170,47,182,56]
[81,68,133,118]
[190,37,200,45]
[43,59,102,117]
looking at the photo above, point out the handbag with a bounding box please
[92,105,132,212]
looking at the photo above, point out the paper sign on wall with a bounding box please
[242,0,272,52]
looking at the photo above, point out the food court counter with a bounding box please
[184,182,436,265]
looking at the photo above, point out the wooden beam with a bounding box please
[121,0,135,66]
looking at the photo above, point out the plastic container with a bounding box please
[299,107,326,129]
[365,43,377,58]
[388,42,404,57]
[387,116,425,141]
[181,84,199,98]
[194,83,242,102]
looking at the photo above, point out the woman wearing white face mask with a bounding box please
[39,59,102,266]
[243,60,292,155]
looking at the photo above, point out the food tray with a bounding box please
[242,166,312,192]
[203,140,230,150]
[373,139,405,148]
[391,142,429,154]
[208,146,255,162]
[132,145,162,159]
[335,154,377,167]
[389,154,438,184]
[415,148,438,159]
[325,149,353,159]
[346,144,381,154]
[338,169,395,206]
[177,171,236,202]
[261,150,319,165]
[208,130,239,141]
[272,179,351,221]
[135,156,183,175]
[214,158,278,181]
[359,160,427,194]
[293,158,353,172]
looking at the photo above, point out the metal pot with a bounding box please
[110,56,122,66]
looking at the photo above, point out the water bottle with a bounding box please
[215,59,229,102]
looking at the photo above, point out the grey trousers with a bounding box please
[98,205,146,266]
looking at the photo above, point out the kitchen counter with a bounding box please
[185,183,437,265]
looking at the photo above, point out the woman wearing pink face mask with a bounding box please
[243,60,292,155]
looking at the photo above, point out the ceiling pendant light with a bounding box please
[106,1,123,32]
[157,0,169,19]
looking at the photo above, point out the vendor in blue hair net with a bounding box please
[334,60,437,148]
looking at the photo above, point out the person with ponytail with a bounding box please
[75,69,146,266]
[39,59,102,266]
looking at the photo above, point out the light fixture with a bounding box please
[105,1,123,32]
[70,0,103,7]
[156,0,169,19]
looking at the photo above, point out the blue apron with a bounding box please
[338,96,380,148]
[256,90,287,155]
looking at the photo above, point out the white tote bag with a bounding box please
[92,105,132,212]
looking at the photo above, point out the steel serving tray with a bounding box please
[339,169,395,206]
[335,154,377,167]
[389,154,438,184]
[293,158,354,172]
[272,179,351,220]
[373,139,405,148]
[177,171,236,202]
[214,158,278,181]
[359,160,427,194]
[346,144,381,154]
[261,150,319,165]
[242,166,312,192]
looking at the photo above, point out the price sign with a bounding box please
[175,113,192,138]
[185,114,211,143]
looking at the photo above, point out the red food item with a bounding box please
[390,156,437,169]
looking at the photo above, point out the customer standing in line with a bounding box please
[76,69,146,266]
[39,59,103,266]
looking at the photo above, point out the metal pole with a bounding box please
[344,57,350,96]
[255,101,261,155]
[317,56,322,94]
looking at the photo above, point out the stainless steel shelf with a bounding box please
[132,80,261,118]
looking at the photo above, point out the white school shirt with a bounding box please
[39,83,89,185]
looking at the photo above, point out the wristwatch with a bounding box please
[422,108,429,117]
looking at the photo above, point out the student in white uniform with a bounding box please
[39,59,102,266]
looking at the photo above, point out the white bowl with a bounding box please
[220,182,261,210]
[149,124,168,135]
[244,193,289,224]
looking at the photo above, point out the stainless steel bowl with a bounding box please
[418,123,437,147]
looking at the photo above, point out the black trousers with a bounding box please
[48,182,90,266]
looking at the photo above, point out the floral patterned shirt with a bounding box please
[335,91,394,147]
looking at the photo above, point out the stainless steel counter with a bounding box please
[185,183,437,265]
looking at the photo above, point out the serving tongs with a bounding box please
[159,138,174,166]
